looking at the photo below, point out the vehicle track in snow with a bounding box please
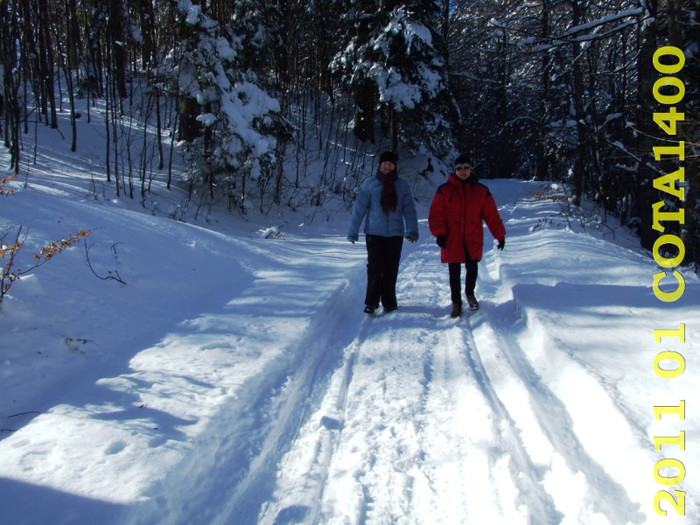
[257,247,648,521]
[119,249,371,525]
[258,246,446,524]
[471,206,647,524]
[468,290,646,524]
[258,240,571,524]
[254,187,651,524]
[452,314,563,524]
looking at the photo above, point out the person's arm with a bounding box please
[428,187,447,238]
[347,181,370,243]
[482,192,506,245]
[402,186,419,241]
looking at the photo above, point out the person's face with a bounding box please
[381,161,396,173]
[455,163,472,180]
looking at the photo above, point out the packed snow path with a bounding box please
[1,180,697,524]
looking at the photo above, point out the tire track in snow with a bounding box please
[259,245,453,524]
[408,246,538,522]
[411,321,514,523]
[315,317,437,523]
[262,241,557,524]
[121,262,369,525]
[320,248,464,524]
[451,320,563,524]
[476,305,645,524]
[257,316,372,525]
[214,268,373,525]
[473,250,645,524]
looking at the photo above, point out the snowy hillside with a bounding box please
[1,131,698,524]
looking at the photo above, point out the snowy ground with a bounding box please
[1,119,699,524]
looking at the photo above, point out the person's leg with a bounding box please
[448,263,463,316]
[381,236,403,310]
[448,263,462,305]
[465,258,479,309]
[364,235,381,310]
[464,258,479,296]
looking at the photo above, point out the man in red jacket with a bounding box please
[428,154,506,317]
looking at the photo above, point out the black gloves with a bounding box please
[497,238,505,250]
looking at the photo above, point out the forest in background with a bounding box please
[0,0,697,265]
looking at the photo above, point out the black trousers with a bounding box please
[365,235,404,309]
[448,259,478,305]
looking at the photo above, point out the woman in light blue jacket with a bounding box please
[348,151,419,314]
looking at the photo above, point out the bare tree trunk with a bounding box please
[1,0,22,173]
[168,106,178,190]
[61,0,77,152]
[104,73,111,184]
[666,0,698,266]
[534,0,551,181]
[354,79,376,143]
[155,84,164,170]
[569,0,587,206]
[38,1,58,129]
[108,0,127,99]
[634,1,660,252]
[390,107,398,155]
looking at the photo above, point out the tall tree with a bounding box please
[676,0,699,266]
[161,0,291,210]
[633,0,699,264]
[108,0,128,99]
[0,0,22,172]
[567,0,589,205]
[333,1,454,154]
[332,0,380,143]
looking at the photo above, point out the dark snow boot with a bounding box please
[467,294,479,311]
[450,303,462,318]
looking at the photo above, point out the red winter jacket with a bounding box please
[428,175,506,263]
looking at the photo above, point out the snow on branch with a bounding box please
[560,7,644,41]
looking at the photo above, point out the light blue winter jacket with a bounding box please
[347,175,419,242]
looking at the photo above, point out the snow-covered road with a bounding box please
[256,183,665,525]
[1,179,698,524]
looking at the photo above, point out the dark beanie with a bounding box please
[455,153,471,166]
[379,151,398,165]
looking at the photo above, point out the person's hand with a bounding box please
[407,235,418,243]
[497,238,505,250]
[436,235,447,248]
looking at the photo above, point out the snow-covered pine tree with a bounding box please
[161,0,291,212]
[333,1,454,156]
[228,0,296,208]
[229,0,283,74]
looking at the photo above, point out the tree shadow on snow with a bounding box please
[511,281,698,313]
[0,477,125,524]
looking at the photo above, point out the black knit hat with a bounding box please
[379,151,398,165]
[455,153,471,166]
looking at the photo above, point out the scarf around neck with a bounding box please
[376,168,398,214]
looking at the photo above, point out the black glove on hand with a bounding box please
[436,235,447,249]
[497,238,505,250]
